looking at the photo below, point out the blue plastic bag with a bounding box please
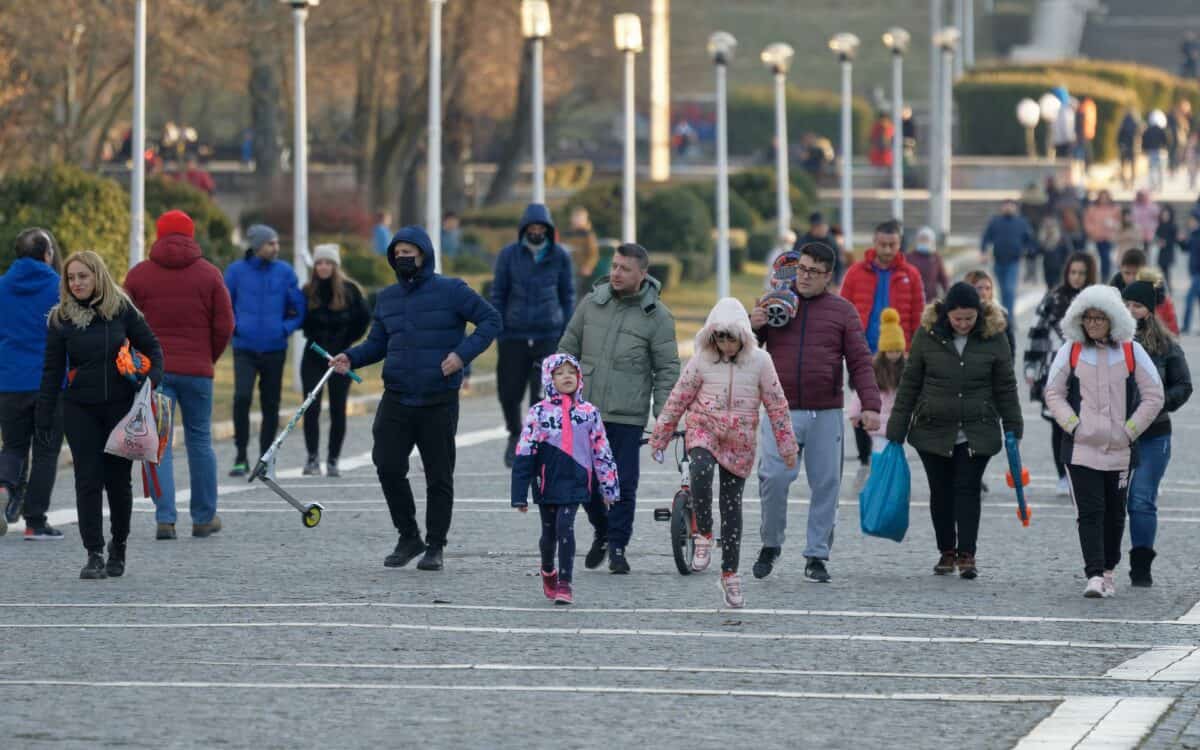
[858,441,910,542]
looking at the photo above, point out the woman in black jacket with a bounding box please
[300,245,370,477]
[1154,205,1181,291]
[38,251,163,579]
[1024,252,1095,493]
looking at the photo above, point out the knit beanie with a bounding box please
[156,210,195,240]
[246,224,279,252]
[943,281,981,313]
[1122,280,1157,312]
[312,244,341,266]
[877,308,906,353]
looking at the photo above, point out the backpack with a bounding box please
[1063,340,1141,467]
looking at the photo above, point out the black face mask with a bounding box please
[394,256,419,280]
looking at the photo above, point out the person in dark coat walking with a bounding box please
[491,204,574,467]
[300,244,370,478]
[38,251,163,579]
[333,226,500,572]
[0,228,64,539]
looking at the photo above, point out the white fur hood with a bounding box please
[694,297,759,361]
[1060,284,1135,344]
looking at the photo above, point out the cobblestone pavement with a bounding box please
[3,297,1200,749]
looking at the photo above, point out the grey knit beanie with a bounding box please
[246,224,279,252]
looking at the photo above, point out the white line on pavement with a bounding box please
[1014,696,1174,749]
[1103,647,1197,681]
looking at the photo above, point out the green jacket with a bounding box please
[558,276,680,427]
[886,301,1023,458]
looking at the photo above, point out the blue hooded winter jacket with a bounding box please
[981,214,1036,265]
[491,203,575,341]
[0,258,60,392]
[346,226,501,406]
[223,254,306,353]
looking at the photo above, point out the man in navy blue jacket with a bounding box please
[334,226,500,571]
[491,204,574,468]
[980,199,1035,324]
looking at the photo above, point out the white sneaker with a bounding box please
[690,535,712,572]
[1057,476,1070,496]
[1084,576,1105,598]
[1102,571,1116,598]
[720,572,745,608]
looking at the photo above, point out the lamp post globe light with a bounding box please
[426,0,446,269]
[708,31,737,300]
[933,26,959,237]
[615,14,644,244]
[1038,91,1062,159]
[130,0,147,267]
[882,27,909,221]
[1016,97,1041,158]
[521,0,551,204]
[828,32,859,252]
[761,43,795,235]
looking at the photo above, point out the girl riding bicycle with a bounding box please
[648,297,797,608]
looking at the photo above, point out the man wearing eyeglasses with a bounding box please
[750,242,881,583]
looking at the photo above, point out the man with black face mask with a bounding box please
[491,204,575,467]
[333,226,500,572]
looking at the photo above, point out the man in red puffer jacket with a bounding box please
[125,210,234,541]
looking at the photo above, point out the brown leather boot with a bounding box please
[934,551,956,575]
[957,553,978,580]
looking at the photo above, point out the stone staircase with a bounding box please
[1081,0,1200,72]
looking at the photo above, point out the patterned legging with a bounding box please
[539,503,579,582]
[689,447,747,573]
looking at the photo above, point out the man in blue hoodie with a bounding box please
[0,229,65,538]
[491,204,574,468]
[980,199,1035,325]
[223,224,306,477]
[333,226,500,571]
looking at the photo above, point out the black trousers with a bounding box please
[63,398,135,554]
[496,338,557,436]
[232,348,287,461]
[373,392,459,549]
[0,392,63,526]
[301,352,351,462]
[689,447,747,573]
[918,444,991,556]
[1066,464,1128,578]
[1048,420,1067,479]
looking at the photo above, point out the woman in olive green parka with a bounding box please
[886,282,1023,580]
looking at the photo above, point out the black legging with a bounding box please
[1046,417,1067,480]
[301,351,351,462]
[918,444,991,556]
[539,503,579,582]
[688,447,747,573]
[63,399,135,555]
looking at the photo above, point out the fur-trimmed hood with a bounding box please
[1061,284,1136,343]
[694,297,759,364]
[919,299,1008,339]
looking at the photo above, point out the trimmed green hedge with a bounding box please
[638,187,712,257]
[976,60,1200,113]
[728,86,873,157]
[728,167,812,224]
[678,180,760,231]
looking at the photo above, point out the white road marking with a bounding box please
[1014,696,1173,749]
[1103,647,1195,680]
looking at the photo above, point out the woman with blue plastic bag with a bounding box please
[886,282,1022,580]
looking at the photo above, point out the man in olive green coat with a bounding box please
[558,243,680,574]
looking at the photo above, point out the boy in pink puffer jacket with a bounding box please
[648,297,798,608]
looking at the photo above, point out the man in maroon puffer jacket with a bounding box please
[750,242,881,584]
[125,210,234,540]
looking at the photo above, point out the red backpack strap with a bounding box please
[1069,342,1082,370]
[1123,341,1135,374]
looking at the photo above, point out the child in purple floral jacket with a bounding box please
[511,352,619,605]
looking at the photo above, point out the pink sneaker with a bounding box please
[720,572,745,608]
[691,534,713,572]
[541,569,558,600]
[554,580,573,605]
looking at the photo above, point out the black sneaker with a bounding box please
[228,461,248,478]
[804,557,831,583]
[106,541,126,578]
[609,546,630,574]
[584,537,608,570]
[752,546,781,579]
[302,456,321,476]
[3,485,21,524]
[384,536,426,568]
[24,523,64,541]
[80,552,107,580]
[503,434,518,469]
[416,546,444,571]
[326,459,340,478]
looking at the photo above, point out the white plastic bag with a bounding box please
[104,379,160,463]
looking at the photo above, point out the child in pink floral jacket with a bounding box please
[648,297,798,608]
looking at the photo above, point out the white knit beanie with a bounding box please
[312,244,341,266]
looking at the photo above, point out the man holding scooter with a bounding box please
[332,227,500,572]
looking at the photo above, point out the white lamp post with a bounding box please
[761,43,795,234]
[521,0,551,204]
[1016,98,1041,158]
[929,0,944,219]
[934,26,959,238]
[427,0,445,269]
[1038,92,1061,159]
[708,31,736,300]
[964,0,976,68]
[952,0,966,79]
[829,32,860,252]
[129,0,146,268]
[649,0,670,182]
[615,14,643,244]
[882,27,910,222]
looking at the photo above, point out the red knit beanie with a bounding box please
[156,210,195,239]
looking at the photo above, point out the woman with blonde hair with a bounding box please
[37,251,162,579]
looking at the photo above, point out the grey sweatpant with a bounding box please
[757,408,844,559]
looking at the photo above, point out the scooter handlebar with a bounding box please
[309,342,364,384]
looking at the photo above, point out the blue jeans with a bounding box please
[155,374,218,525]
[994,260,1020,322]
[1127,433,1171,549]
[1184,274,1200,333]
[1096,240,1114,283]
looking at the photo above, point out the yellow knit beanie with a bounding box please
[877,308,906,353]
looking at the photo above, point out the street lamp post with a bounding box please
[952,0,966,79]
[929,0,944,225]
[964,0,976,68]
[130,0,146,268]
[708,31,736,300]
[521,0,551,204]
[1038,92,1061,159]
[649,0,670,182]
[615,14,644,244]
[882,28,910,222]
[934,26,959,238]
[427,0,445,269]
[1017,98,1041,158]
[761,43,795,235]
[829,32,860,253]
